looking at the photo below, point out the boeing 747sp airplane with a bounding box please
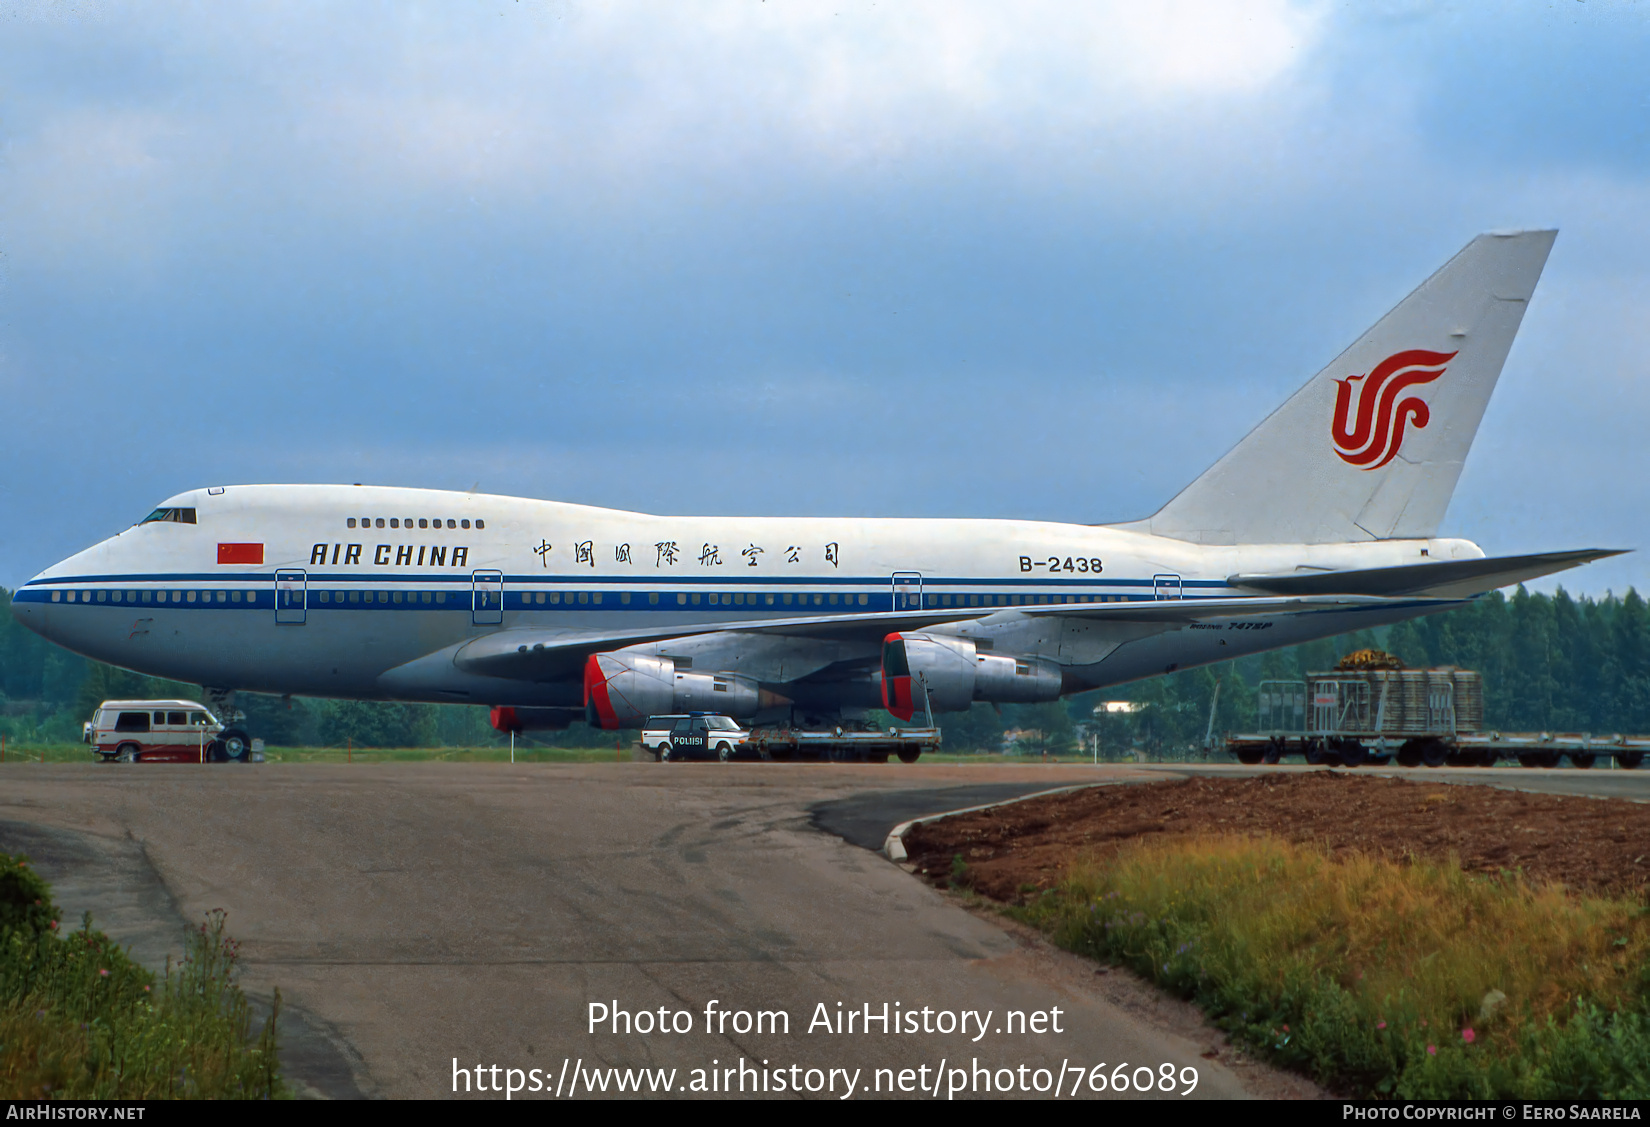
[10,230,1621,744]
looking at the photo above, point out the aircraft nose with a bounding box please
[9,583,39,635]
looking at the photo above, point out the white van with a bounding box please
[84,700,252,763]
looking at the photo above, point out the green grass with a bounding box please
[1014,834,1650,1098]
[0,854,284,1099]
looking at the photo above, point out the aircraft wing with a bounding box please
[1226,549,1625,600]
[451,593,1430,682]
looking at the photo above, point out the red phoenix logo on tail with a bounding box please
[1330,349,1456,469]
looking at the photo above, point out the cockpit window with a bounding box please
[140,507,197,525]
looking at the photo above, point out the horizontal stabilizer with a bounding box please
[1226,549,1625,599]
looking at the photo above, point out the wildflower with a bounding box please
[48,920,57,930]
[143,985,151,992]
[1282,1024,1289,1032]
[1427,1045,1437,1056]
[1377,1021,1386,1030]
[99,969,110,977]
[1462,1028,1476,1044]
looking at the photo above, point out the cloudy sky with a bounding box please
[3,0,1647,593]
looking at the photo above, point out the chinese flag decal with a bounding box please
[217,543,264,565]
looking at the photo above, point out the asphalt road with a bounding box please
[0,761,1282,1101]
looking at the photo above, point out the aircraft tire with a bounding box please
[897,746,921,764]
[1419,740,1449,768]
[218,729,250,763]
[1235,749,1264,765]
[1336,740,1368,768]
[1619,752,1644,770]
[1571,752,1596,769]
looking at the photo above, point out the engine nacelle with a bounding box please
[489,706,577,734]
[583,651,763,729]
[880,633,1062,720]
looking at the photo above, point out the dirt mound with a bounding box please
[902,773,1650,902]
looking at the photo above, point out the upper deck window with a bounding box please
[140,507,197,525]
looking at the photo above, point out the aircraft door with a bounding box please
[472,570,504,625]
[275,570,307,624]
[1153,573,1183,601]
[892,571,923,610]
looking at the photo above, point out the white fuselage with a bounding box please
[11,484,1483,709]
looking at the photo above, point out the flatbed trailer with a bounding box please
[1225,730,1650,768]
[1224,667,1650,768]
[744,725,941,763]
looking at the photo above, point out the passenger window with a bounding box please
[96,590,107,602]
[390,519,399,529]
[436,591,446,603]
[593,593,603,605]
[422,592,432,604]
[649,592,659,605]
[348,518,357,528]
[418,519,427,528]
[858,593,868,605]
[676,593,686,605]
[578,592,589,605]
[673,720,692,735]
[476,520,485,529]
[393,591,403,603]
[549,592,560,604]
[782,593,792,605]
[167,711,186,725]
[690,593,701,605]
[447,519,456,529]
[461,519,470,529]
[115,712,149,733]
[813,594,823,605]
[620,592,631,605]
[319,591,330,603]
[187,591,197,603]
[153,711,165,723]
[189,712,206,725]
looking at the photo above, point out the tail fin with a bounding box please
[1122,230,1557,544]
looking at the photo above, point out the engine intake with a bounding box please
[880,633,1062,721]
[583,651,763,729]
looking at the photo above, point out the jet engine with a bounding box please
[583,651,764,729]
[880,632,1062,720]
[489,706,577,733]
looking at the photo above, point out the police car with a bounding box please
[641,714,752,762]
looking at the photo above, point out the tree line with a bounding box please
[4,585,1647,752]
